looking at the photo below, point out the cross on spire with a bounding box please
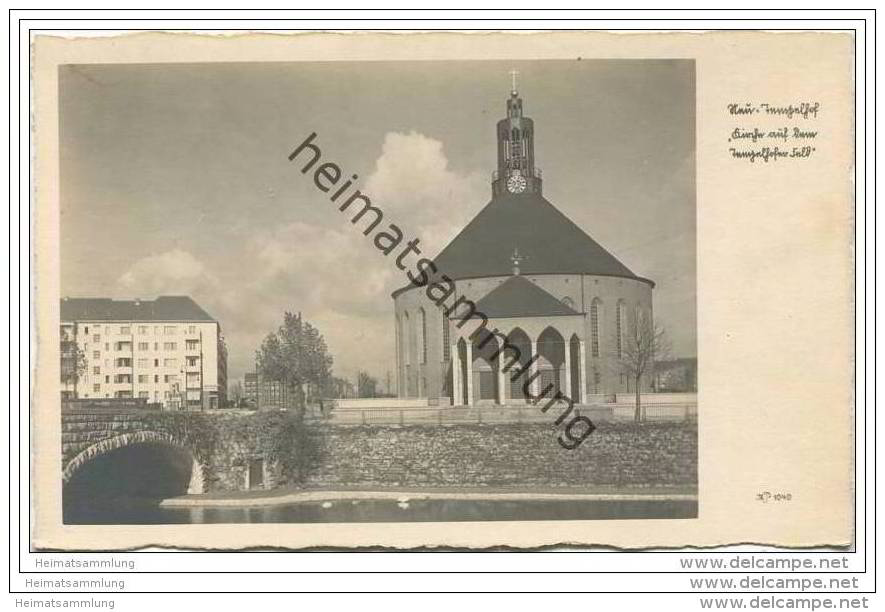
[510,69,519,94]
[511,247,526,275]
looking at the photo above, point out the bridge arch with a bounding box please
[62,431,206,495]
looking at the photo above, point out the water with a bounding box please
[63,496,697,525]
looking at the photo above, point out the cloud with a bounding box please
[116,248,220,297]
[111,132,486,385]
[251,221,395,316]
[364,131,487,255]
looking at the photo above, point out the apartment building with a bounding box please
[60,296,228,410]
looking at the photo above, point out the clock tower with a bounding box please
[492,71,542,197]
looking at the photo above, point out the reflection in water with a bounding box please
[64,497,697,525]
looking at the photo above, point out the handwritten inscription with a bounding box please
[756,491,793,503]
[727,102,821,163]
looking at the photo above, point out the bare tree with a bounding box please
[357,371,378,398]
[229,380,244,407]
[615,312,670,422]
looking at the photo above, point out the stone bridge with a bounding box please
[61,409,302,496]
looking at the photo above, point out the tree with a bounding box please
[615,312,670,422]
[256,312,333,419]
[60,328,87,399]
[357,371,378,398]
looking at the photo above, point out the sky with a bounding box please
[59,59,696,388]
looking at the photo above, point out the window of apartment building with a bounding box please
[186,356,199,367]
[138,326,148,334]
[83,326,89,334]
[164,358,178,368]
[115,358,132,367]
[104,343,109,351]
[187,325,197,334]
[120,326,131,335]
[138,375,149,383]
[154,359,159,367]
[105,375,110,383]
[92,334,100,343]
[165,374,178,383]
[138,391,149,399]
[164,342,177,351]
[93,384,100,393]
[92,366,100,375]
[137,358,149,368]
[92,351,100,359]
[114,374,132,384]
[138,342,149,351]
[186,340,199,351]
[154,375,159,383]
[164,325,177,335]
[154,325,161,335]
[154,342,159,351]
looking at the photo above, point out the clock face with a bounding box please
[507,171,527,193]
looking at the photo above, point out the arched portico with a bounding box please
[450,315,587,406]
[537,326,565,398]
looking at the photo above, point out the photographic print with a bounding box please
[58,58,697,527]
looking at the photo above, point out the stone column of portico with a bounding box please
[578,340,588,404]
[465,341,474,405]
[497,357,508,404]
[529,339,540,401]
[451,346,461,406]
[563,340,572,400]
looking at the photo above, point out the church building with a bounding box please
[392,81,655,405]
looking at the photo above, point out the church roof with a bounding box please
[60,296,216,322]
[430,192,652,285]
[470,274,581,319]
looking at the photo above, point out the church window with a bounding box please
[442,312,451,362]
[403,311,411,366]
[616,300,627,358]
[419,308,427,365]
[395,315,401,371]
[591,299,602,357]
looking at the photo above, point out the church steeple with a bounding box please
[493,71,542,197]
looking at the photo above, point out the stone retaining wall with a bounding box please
[304,421,697,488]
[61,411,696,493]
